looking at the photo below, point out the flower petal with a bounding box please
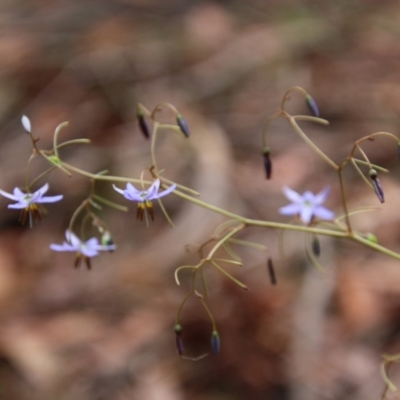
[153,183,177,199]
[13,187,25,199]
[313,206,334,221]
[36,194,63,204]
[282,187,302,203]
[314,187,330,205]
[299,206,314,224]
[145,180,160,200]
[0,188,19,201]
[50,243,77,252]
[7,203,26,209]
[36,183,49,197]
[112,184,126,196]
[279,203,301,216]
[66,230,81,247]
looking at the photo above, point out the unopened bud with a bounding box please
[21,115,31,133]
[262,147,272,180]
[176,114,190,138]
[211,330,220,355]
[136,106,150,139]
[267,258,277,285]
[311,235,321,257]
[101,231,114,252]
[305,95,319,117]
[174,324,183,356]
[365,233,378,243]
[369,169,385,203]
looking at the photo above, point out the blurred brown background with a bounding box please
[1,0,400,399]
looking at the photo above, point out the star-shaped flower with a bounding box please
[0,183,63,226]
[113,179,176,222]
[50,230,116,270]
[279,186,334,225]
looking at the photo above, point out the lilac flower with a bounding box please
[0,183,63,226]
[50,230,116,270]
[113,179,176,222]
[279,186,334,225]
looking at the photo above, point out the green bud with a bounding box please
[365,233,378,243]
[48,155,61,166]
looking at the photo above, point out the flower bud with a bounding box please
[262,147,272,180]
[174,324,183,356]
[211,330,220,355]
[311,235,320,257]
[369,169,385,203]
[176,114,190,138]
[101,231,114,252]
[305,95,319,117]
[365,233,378,243]
[397,142,400,160]
[267,258,277,285]
[136,106,150,139]
[21,115,31,133]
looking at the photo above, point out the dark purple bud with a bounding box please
[262,147,272,180]
[311,235,320,257]
[174,324,183,356]
[211,330,220,355]
[369,169,385,203]
[136,107,150,139]
[305,95,319,117]
[267,258,277,285]
[176,114,190,138]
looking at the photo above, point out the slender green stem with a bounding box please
[53,122,69,158]
[287,115,338,170]
[28,166,57,190]
[198,296,216,330]
[353,159,388,173]
[337,168,352,233]
[350,158,373,189]
[210,261,248,290]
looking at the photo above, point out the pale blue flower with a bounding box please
[113,179,176,221]
[0,183,63,226]
[279,186,334,225]
[50,230,116,270]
